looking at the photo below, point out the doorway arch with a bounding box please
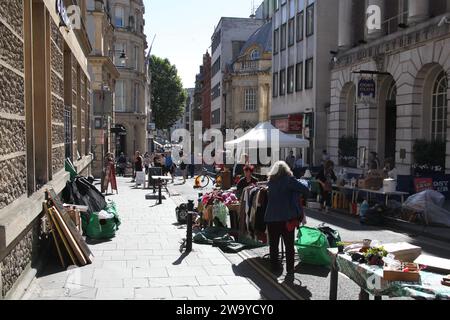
[378,75,397,166]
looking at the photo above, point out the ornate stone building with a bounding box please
[223,21,273,130]
[86,0,120,177]
[0,0,93,298]
[328,0,450,175]
[108,0,148,161]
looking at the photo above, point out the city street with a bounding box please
[22,176,450,300]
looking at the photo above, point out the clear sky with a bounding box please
[144,0,263,88]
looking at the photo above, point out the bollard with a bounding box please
[186,212,193,253]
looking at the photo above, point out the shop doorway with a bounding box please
[385,83,397,162]
[378,77,397,166]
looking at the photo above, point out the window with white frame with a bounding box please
[432,71,448,141]
[116,80,125,112]
[115,6,124,28]
[244,88,257,111]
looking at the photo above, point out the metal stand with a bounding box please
[186,212,193,253]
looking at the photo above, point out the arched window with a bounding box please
[431,71,448,141]
[250,49,260,60]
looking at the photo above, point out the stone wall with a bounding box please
[51,19,65,173]
[0,0,25,209]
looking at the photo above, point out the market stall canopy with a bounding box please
[224,122,310,149]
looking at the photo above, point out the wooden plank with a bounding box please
[50,207,88,266]
[44,203,66,268]
[47,207,78,266]
[46,189,94,263]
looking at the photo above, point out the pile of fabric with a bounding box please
[198,191,238,228]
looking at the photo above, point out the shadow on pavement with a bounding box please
[231,257,313,300]
[306,209,385,232]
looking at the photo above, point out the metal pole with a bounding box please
[186,212,193,253]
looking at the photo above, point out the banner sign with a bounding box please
[358,78,376,98]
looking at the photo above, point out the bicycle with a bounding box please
[194,167,222,189]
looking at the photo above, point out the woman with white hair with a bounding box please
[265,161,310,274]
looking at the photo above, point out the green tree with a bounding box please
[150,55,186,130]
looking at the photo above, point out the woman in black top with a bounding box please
[236,165,258,199]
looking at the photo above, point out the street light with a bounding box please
[119,50,128,65]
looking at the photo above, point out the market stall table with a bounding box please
[328,248,450,300]
[151,176,172,205]
[333,185,410,206]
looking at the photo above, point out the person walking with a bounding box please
[178,150,187,184]
[164,153,175,183]
[117,152,127,177]
[285,150,296,170]
[265,161,310,275]
[133,151,144,183]
[143,152,151,175]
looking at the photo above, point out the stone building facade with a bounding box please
[0,0,93,298]
[210,17,265,129]
[195,52,212,130]
[271,0,339,165]
[223,21,273,130]
[87,0,120,177]
[328,0,450,175]
[109,0,148,161]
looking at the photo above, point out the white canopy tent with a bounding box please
[224,122,310,149]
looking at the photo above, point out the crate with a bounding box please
[384,263,421,282]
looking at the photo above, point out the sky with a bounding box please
[144,0,263,88]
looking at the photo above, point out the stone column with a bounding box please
[408,0,429,25]
[366,0,385,41]
[338,0,353,49]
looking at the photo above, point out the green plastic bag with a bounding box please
[295,226,331,267]
[86,202,121,240]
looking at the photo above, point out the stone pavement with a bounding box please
[243,208,450,300]
[21,177,271,300]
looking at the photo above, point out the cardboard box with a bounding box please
[384,263,421,282]
[383,243,422,263]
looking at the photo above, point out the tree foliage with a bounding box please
[150,55,186,130]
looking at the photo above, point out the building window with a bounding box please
[250,49,260,60]
[134,46,139,70]
[295,62,303,91]
[288,18,295,46]
[212,57,221,77]
[432,71,448,141]
[296,11,304,42]
[244,89,257,112]
[115,6,124,28]
[273,72,279,97]
[305,58,313,89]
[64,105,73,161]
[274,29,279,54]
[306,4,314,37]
[134,83,139,112]
[281,23,287,50]
[212,31,221,55]
[211,109,221,125]
[94,117,102,129]
[115,43,126,67]
[116,80,125,112]
[280,69,286,96]
[287,66,294,94]
[211,83,221,101]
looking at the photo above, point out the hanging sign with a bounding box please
[358,78,376,98]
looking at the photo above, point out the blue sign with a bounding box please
[358,79,376,98]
